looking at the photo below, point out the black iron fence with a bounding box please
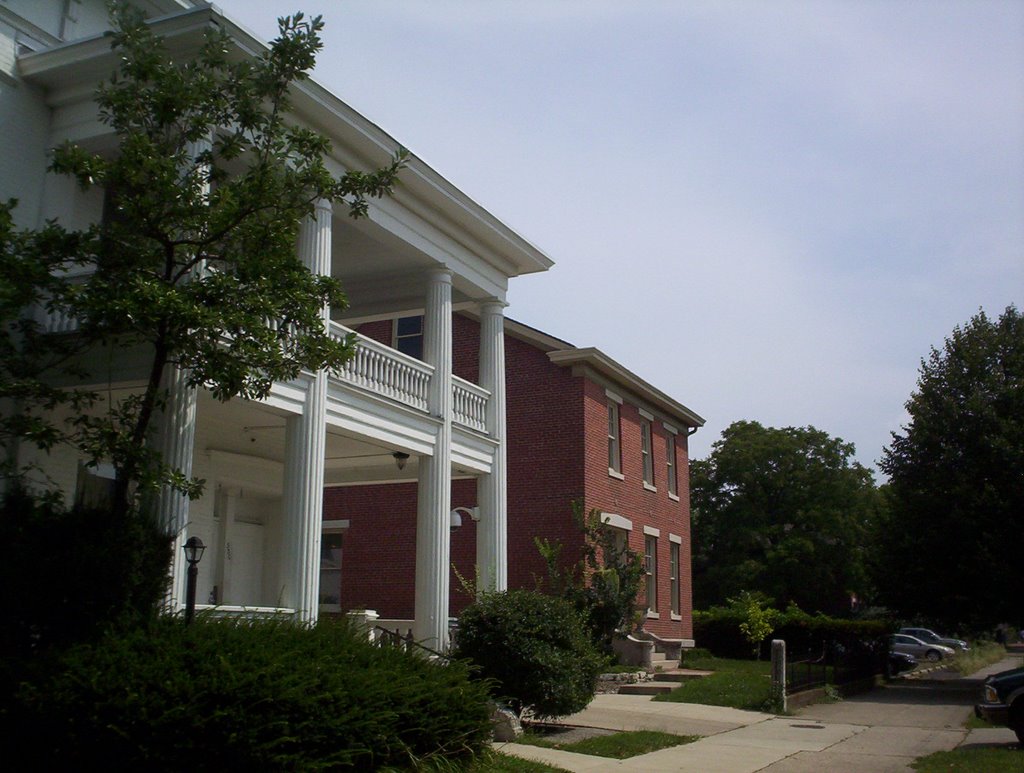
[785,636,887,693]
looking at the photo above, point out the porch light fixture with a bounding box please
[392,451,410,470]
[183,536,206,625]
[450,506,480,530]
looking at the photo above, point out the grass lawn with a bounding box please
[515,729,698,759]
[653,656,774,711]
[470,750,571,772]
[911,748,1024,772]
[950,642,1019,675]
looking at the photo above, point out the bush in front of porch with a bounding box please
[453,589,604,721]
[2,616,492,770]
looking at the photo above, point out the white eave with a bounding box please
[16,3,553,281]
[547,347,705,430]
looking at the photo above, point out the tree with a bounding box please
[876,306,1023,629]
[1,3,405,514]
[691,420,881,615]
[535,501,646,654]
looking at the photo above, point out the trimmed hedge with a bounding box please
[454,590,603,720]
[2,616,492,771]
[694,604,893,660]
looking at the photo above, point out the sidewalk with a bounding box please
[496,655,1023,772]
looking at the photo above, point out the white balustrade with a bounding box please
[329,322,432,412]
[452,375,490,433]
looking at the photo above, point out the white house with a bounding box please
[1,0,552,649]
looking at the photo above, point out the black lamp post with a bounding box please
[183,536,206,625]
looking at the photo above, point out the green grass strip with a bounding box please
[912,747,1024,773]
[516,729,699,759]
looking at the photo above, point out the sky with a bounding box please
[214,0,1023,476]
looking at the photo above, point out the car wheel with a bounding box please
[926,650,941,663]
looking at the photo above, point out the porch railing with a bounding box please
[329,322,432,413]
[452,375,489,432]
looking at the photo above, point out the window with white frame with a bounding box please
[607,399,621,474]
[640,418,654,487]
[393,315,424,360]
[670,541,680,615]
[645,535,658,612]
[319,520,349,611]
[666,433,678,497]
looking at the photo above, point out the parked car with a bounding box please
[888,650,918,675]
[899,627,970,652]
[890,634,955,662]
[975,666,1024,744]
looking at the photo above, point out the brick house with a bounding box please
[323,313,704,646]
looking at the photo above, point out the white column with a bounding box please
[476,299,508,593]
[414,268,453,649]
[158,137,210,611]
[155,367,197,611]
[281,198,331,623]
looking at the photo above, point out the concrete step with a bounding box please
[617,682,679,696]
[652,669,713,683]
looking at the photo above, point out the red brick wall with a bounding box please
[580,379,693,639]
[322,478,477,619]
[323,312,694,640]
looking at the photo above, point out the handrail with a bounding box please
[451,375,489,432]
[329,322,433,412]
[372,625,453,662]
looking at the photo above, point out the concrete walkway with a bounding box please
[496,655,1023,772]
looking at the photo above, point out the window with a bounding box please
[670,542,680,616]
[607,400,621,474]
[74,461,116,510]
[319,531,345,611]
[640,419,654,487]
[393,315,423,359]
[645,535,658,612]
[666,434,678,497]
[319,519,349,611]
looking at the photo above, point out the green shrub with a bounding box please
[0,486,171,658]
[454,590,603,720]
[2,616,492,770]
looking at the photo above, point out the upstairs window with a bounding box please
[607,400,621,474]
[666,433,678,497]
[640,418,654,487]
[393,315,424,360]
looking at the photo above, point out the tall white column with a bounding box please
[476,299,508,593]
[158,137,209,611]
[281,198,331,623]
[414,268,453,649]
[155,367,197,612]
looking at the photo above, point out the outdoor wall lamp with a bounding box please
[183,536,206,625]
[450,506,480,530]
[392,451,410,470]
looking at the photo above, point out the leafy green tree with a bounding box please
[876,306,1023,629]
[692,421,881,615]
[731,591,780,660]
[1,3,405,514]
[536,500,646,654]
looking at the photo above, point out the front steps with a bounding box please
[617,641,712,695]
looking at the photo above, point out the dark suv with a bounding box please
[975,666,1024,744]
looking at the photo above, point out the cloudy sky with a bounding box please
[215,0,1023,475]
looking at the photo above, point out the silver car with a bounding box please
[899,627,970,652]
[891,633,956,662]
